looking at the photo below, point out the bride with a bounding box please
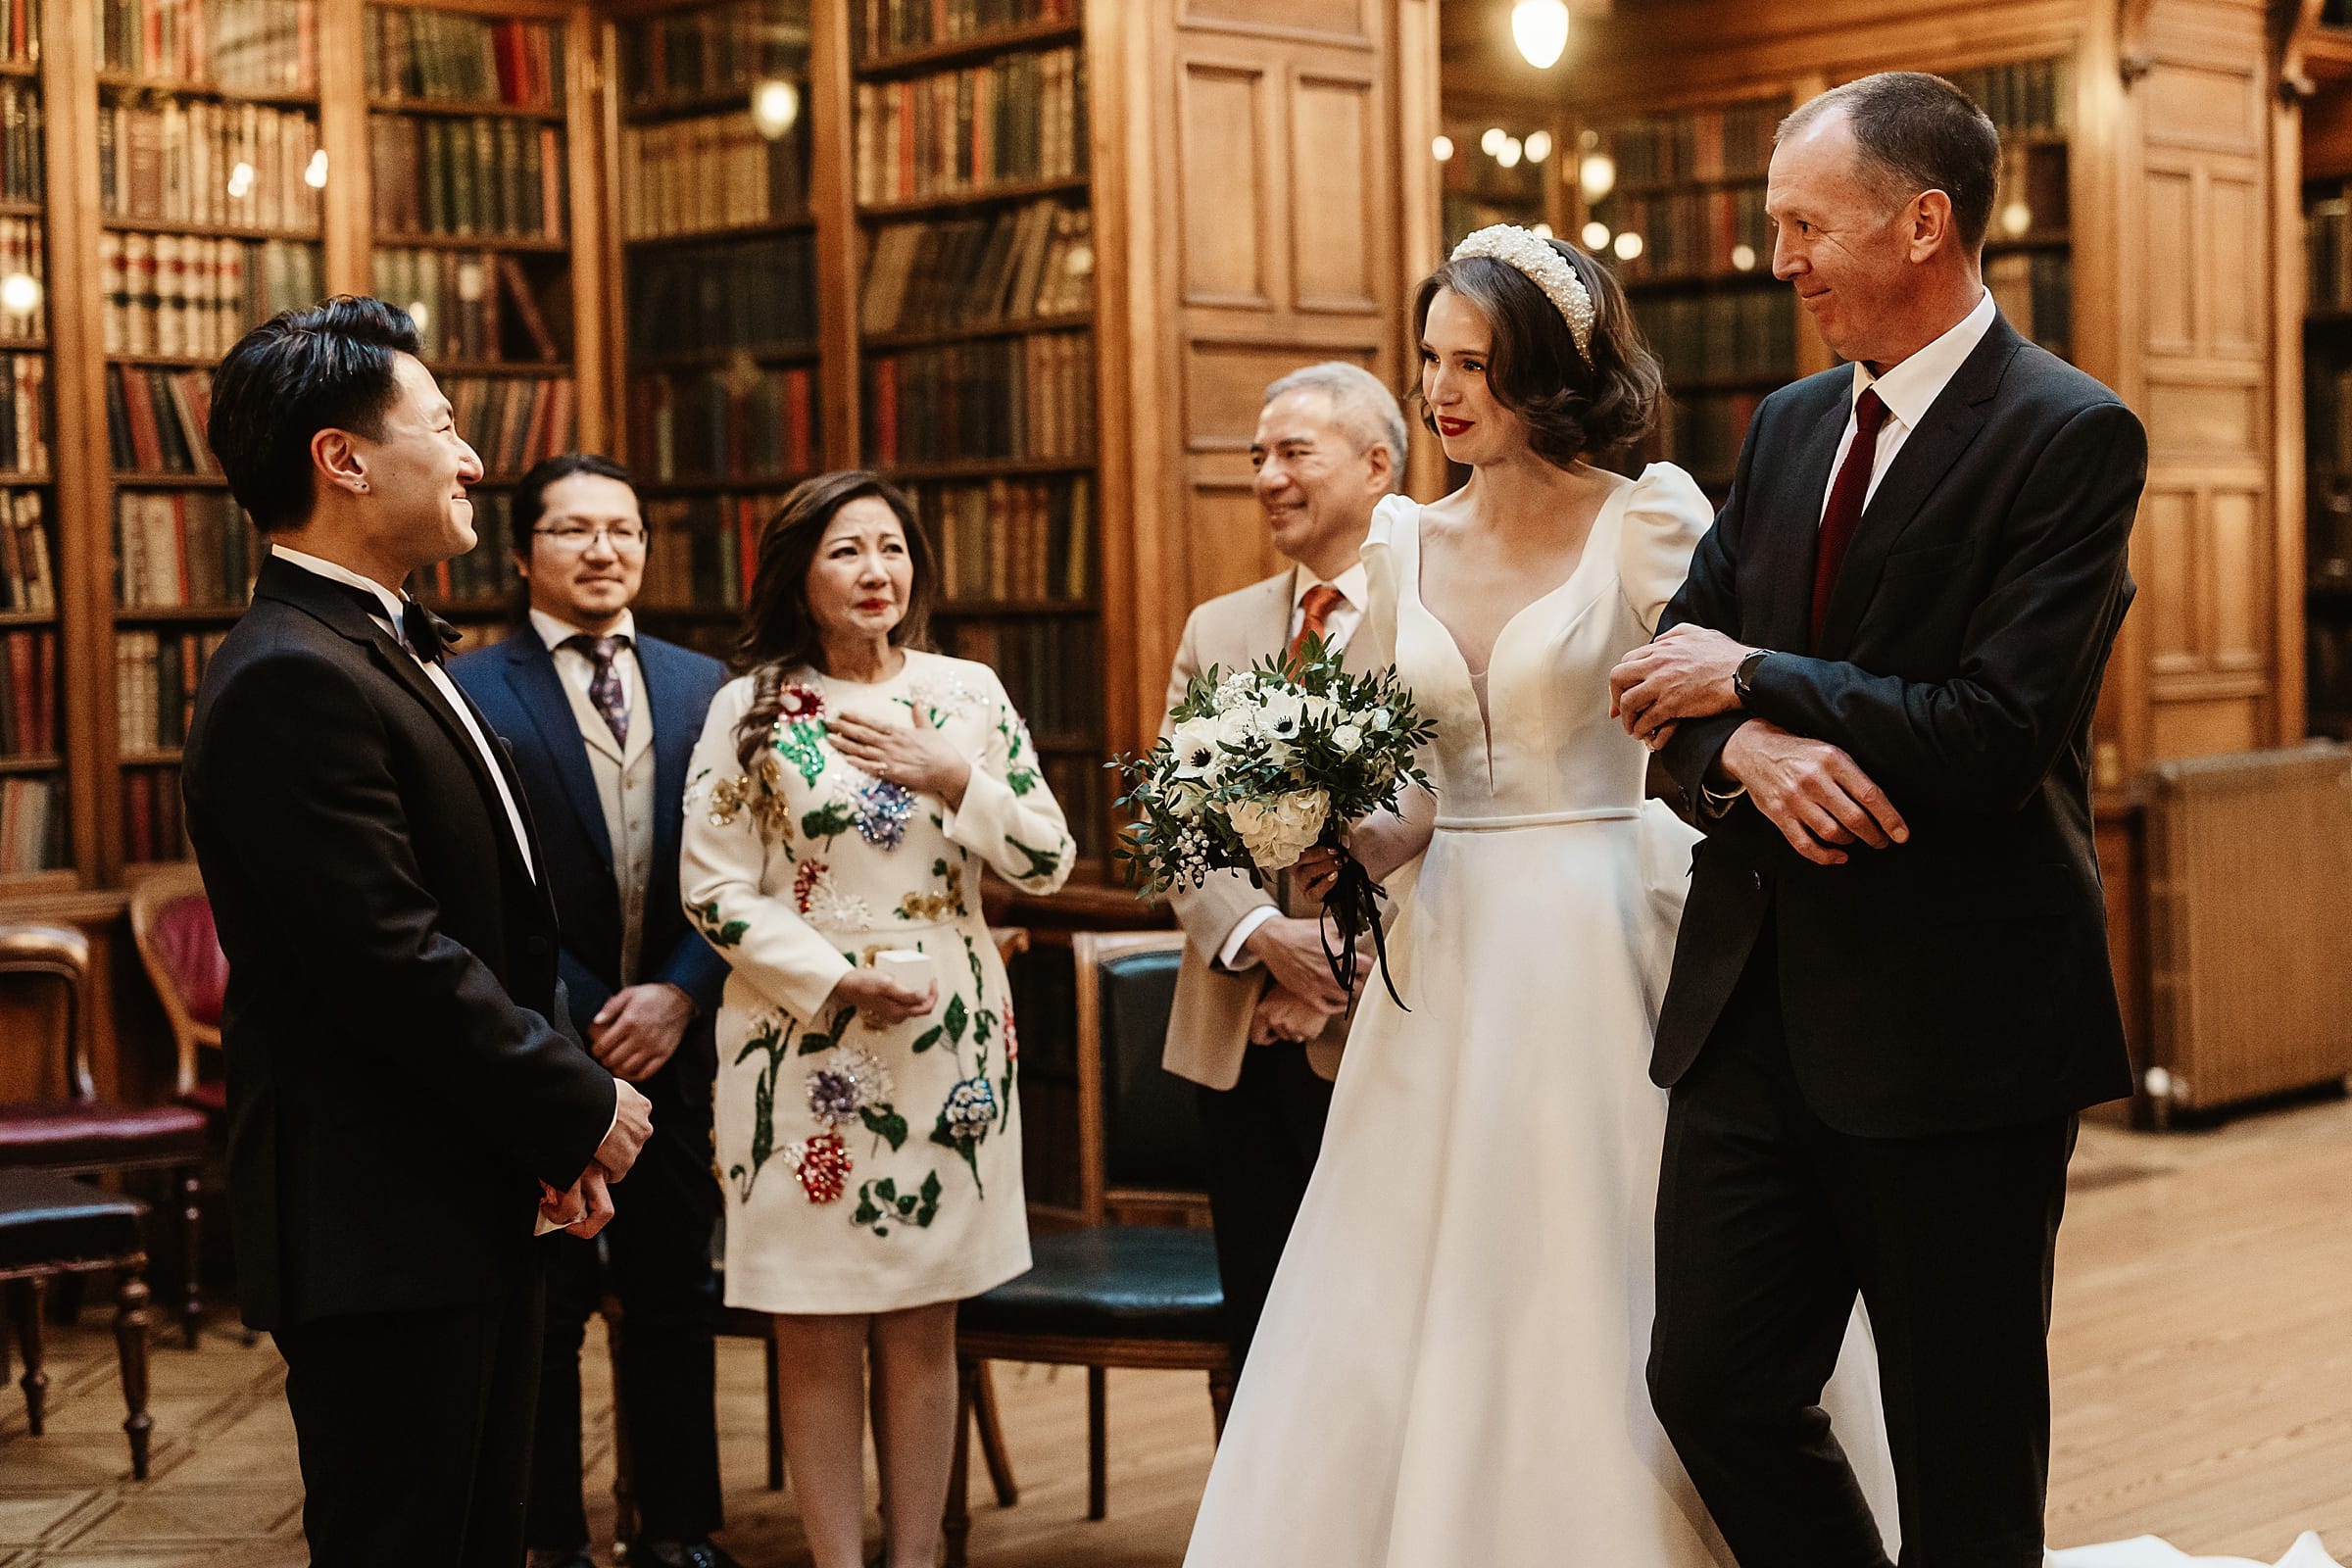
[1181,225,1895,1565]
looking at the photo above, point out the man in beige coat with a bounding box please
[1161,362,1405,1371]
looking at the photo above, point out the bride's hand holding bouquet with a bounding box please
[1116,634,1435,1005]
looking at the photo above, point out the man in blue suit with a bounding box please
[450,454,736,1568]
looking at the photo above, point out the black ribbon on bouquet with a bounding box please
[1315,834,1406,1012]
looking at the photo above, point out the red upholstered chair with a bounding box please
[0,911,208,1351]
[128,864,228,1118]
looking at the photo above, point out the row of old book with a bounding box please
[372,247,563,366]
[1633,289,1796,387]
[1950,58,2072,136]
[0,776,59,873]
[861,329,1095,467]
[0,83,41,208]
[447,374,576,478]
[99,98,322,234]
[98,0,318,94]
[856,0,1076,63]
[0,218,40,342]
[1653,391,1762,492]
[620,0,805,108]
[628,366,818,485]
[122,763,187,865]
[1986,251,2074,360]
[0,0,32,64]
[417,489,519,606]
[932,615,1095,744]
[0,491,50,612]
[115,490,259,610]
[1602,101,1778,190]
[625,233,817,362]
[618,112,809,241]
[2304,362,2352,472]
[1595,186,1772,283]
[101,234,322,361]
[368,114,566,243]
[852,45,1086,207]
[637,494,769,613]
[911,474,1092,605]
[859,199,1093,337]
[115,625,221,752]
[0,354,47,477]
[2309,621,2352,722]
[364,10,564,110]
[0,627,56,755]
[106,365,215,476]
[2307,186,2352,314]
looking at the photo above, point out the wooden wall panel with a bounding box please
[1184,0,1371,37]
[1291,75,1379,311]
[1178,64,1271,306]
[2144,167,2197,354]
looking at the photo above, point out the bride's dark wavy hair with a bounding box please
[1410,239,1661,470]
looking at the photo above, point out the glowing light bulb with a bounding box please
[1731,243,1757,271]
[1511,0,1571,70]
[2001,200,2032,237]
[1481,126,1507,157]
[752,78,801,141]
[0,271,38,317]
[1524,129,1554,165]
[303,149,328,189]
[456,262,487,303]
[1432,134,1454,163]
[1613,230,1644,262]
[406,299,429,335]
[1496,137,1523,170]
[1579,152,1616,202]
[225,161,255,201]
[1531,222,1554,239]
[1581,220,1610,250]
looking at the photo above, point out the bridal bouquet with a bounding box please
[1115,635,1435,1004]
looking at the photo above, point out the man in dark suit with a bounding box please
[1607,75,2145,1567]
[449,455,735,1568]
[185,296,654,1568]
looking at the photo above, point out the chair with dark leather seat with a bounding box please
[0,922,209,1348]
[0,1168,157,1478]
[944,930,1227,1567]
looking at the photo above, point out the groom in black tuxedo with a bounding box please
[185,296,654,1567]
[1608,75,2144,1567]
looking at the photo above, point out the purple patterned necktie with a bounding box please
[564,633,629,748]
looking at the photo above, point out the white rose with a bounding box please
[1369,708,1393,731]
[1331,723,1364,755]
[1169,716,1221,779]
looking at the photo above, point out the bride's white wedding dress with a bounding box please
[2052,1539,2343,1566]
[1182,465,1896,1566]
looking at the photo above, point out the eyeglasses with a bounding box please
[532,522,647,553]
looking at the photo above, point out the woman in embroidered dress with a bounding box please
[679,471,1074,1568]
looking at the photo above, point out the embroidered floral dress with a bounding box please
[681,649,1075,1314]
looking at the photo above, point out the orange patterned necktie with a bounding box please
[1293,582,1346,659]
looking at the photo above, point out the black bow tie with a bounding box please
[323,577,461,664]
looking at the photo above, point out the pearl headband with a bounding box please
[1450,223,1595,365]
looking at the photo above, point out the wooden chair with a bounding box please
[944,929,1230,1567]
[127,866,230,1348]
[0,924,208,1349]
[0,1169,156,1478]
[605,928,1031,1550]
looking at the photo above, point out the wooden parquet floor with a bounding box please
[4,1094,2351,1566]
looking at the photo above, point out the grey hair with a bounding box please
[1262,361,1410,493]
[1778,73,1999,252]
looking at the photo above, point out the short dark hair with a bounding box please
[732,470,937,772]
[1410,239,1661,469]
[511,452,637,555]
[206,295,421,532]
[1781,73,2000,252]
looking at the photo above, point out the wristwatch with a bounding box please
[1732,648,1769,707]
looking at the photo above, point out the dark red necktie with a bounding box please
[1811,386,1888,650]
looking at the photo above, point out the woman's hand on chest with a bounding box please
[828,706,975,810]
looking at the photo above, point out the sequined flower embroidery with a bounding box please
[779,683,826,722]
[856,778,916,850]
[704,773,751,827]
[906,673,983,726]
[899,864,966,922]
[942,1075,997,1142]
[772,717,829,786]
[786,1131,851,1204]
[793,859,826,915]
[805,1046,897,1128]
[799,864,874,931]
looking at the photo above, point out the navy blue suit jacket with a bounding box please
[450,625,730,1032]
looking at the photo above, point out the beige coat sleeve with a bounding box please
[1158,604,1279,961]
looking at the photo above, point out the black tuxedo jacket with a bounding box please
[447,627,729,1053]
[1652,313,2145,1137]
[183,555,617,1332]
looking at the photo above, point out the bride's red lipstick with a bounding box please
[1436,416,1472,437]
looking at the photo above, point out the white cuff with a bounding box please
[1217,906,1281,971]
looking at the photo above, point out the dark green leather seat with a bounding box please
[959,1225,1224,1342]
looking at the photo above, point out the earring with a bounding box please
[355,482,368,492]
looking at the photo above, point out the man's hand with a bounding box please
[590,983,696,1084]
[1241,915,1348,1010]
[566,1166,615,1238]
[1719,718,1910,866]
[1250,984,1337,1045]
[1609,625,1753,745]
[594,1079,654,1181]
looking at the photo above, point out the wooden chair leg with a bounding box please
[1086,1365,1107,1522]
[943,1354,979,1568]
[1207,1364,1237,1441]
[762,1325,785,1491]
[971,1359,1018,1507]
[606,1304,638,1549]
[8,1276,47,1434]
[114,1271,152,1480]
[176,1167,203,1349]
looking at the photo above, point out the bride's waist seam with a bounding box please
[1434,807,1642,831]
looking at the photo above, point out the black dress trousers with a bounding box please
[1194,1039,1335,1372]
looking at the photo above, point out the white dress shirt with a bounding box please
[272,545,537,881]
[1820,286,1996,523]
[1217,560,1373,972]
[530,606,642,729]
